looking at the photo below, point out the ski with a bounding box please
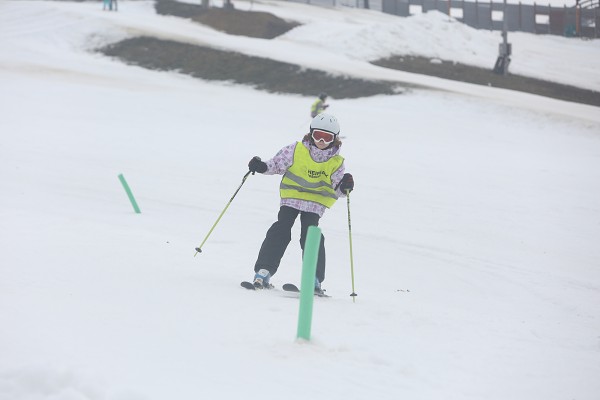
[282,283,330,298]
[282,283,299,292]
[240,281,257,290]
[240,281,274,291]
[241,281,328,297]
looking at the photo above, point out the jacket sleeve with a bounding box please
[264,143,296,175]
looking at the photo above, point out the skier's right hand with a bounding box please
[248,156,267,174]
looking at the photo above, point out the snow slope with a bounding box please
[1,1,599,400]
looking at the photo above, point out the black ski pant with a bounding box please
[254,206,326,283]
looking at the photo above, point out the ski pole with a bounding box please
[346,190,357,302]
[194,170,252,256]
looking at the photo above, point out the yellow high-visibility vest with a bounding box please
[311,99,325,117]
[280,142,344,208]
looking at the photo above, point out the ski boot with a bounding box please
[314,277,326,296]
[253,269,273,289]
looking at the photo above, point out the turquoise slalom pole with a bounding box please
[297,225,322,341]
[118,173,141,214]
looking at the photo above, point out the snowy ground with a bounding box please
[1,1,599,400]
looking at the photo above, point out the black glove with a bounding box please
[248,156,267,174]
[338,173,354,192]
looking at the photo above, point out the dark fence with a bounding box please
[283,0,598,38]
[381,0,599,38]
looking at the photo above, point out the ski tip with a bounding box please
[240,281,256,290]
[283,283,331,297]
[241,281,274,291]
[282,283,299,292]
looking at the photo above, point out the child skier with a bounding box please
[310,92,329,118]
[247,113,354,294]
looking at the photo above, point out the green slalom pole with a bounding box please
[118,173,141,214]
[297,225,322,341]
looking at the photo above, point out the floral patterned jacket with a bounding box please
[263,138,347,217]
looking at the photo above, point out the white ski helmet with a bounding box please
[310,113,340,135]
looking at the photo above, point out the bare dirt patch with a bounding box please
[154,0,300,39]
[100,37,407,98]
[372,55,600,107]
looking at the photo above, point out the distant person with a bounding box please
[103,0,117,11]
[246,113,354,295]
[310,92,329,118]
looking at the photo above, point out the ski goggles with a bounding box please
[311,129,336,144]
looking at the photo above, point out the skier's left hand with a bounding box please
[339,173,354,192]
